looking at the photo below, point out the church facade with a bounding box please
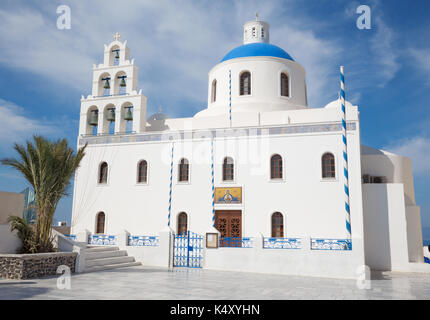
[70,19,427,278]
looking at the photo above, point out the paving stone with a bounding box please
[0,266,429,299]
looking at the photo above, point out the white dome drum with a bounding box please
[195,18,308,118]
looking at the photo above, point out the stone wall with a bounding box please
[0,252,77,280]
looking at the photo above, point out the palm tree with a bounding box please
[7,216,37,253]
[1,136,86,253]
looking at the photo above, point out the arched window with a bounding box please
[177,212,188,235]
[223,157,234,181]
[281,73,289,97]
[322,153,336,178]
[271,212,284,238]
[99,162,108,184]
[178,158,189,182]
[137,160,148,183]
[211,79,217,102]
[270,154,283,179]
[96,212,105,234]
[240,71,251,95]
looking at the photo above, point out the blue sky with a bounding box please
[0,0,429,237]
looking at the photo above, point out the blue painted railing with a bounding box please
[64,234,76,241]
[219,237,253,248]
[88,234,117,246]
[263,237,302,249]
[311,238,352,251]
[128,235,159,247]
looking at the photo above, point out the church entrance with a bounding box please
[215,210,242,247]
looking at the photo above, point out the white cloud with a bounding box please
[384,136,430,175]
[0,99,58,150]
[274,26,340,107]
[410,48,430,86]
[0,1,344,115]
[369,11,400,86]
[0,0,404,116]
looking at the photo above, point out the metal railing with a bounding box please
[219,237,253,248]
[64,234,76,241]
[88,234,117,246]
[263,237,302,249]
[311,238,352,251]
[128,235,159,247]
[94,92,130,98]
[81,131,136,138]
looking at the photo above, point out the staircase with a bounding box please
[83,246,141,272]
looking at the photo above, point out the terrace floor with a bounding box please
[1,266,429,300]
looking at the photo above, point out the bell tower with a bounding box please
[243,13,270,44]
[79,33,147,136]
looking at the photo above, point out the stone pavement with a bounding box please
[0,266,429,300]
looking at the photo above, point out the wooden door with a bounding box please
[215,210,242,246]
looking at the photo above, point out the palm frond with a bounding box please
[1,136,86,253]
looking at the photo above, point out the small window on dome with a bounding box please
[240,72,251,96]
[281,73,289,97]
[261,28,265,38]
[252,27,256,37]
[211,79,217,102]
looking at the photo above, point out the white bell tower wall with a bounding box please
[243,18,270,44]
[79,34,147,136]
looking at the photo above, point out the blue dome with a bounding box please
[221,43,294,62]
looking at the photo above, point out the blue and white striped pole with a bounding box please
[168,143,174,228]
[211,139,215,227]
[229,70,232,127]
[340,66,351,238]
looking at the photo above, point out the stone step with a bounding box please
[86,256,135,267]
[86,249,128,260]
[84,246,119,253]
[84,261,142,273]
[74,241,87,245]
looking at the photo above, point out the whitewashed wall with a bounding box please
[0,224,20,254]
[362,184,413,271]
[71,118,363,244]
[204,235,364,279]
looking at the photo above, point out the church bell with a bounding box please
[119,77,127,87]
[103,78,110,89]
[107,108,116,122]
[124,107,133,121]
[89,110,98,126]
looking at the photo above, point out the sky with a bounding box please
[0,0,429,237]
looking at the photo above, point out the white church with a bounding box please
[69,17,428,278]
